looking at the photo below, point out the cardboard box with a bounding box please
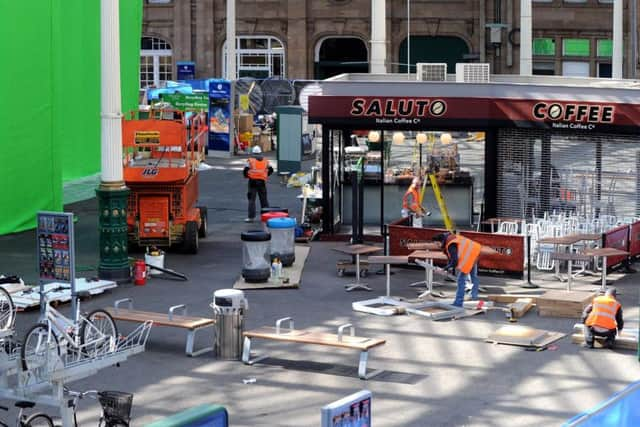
[259,133,271,152]
[238,114,253,134]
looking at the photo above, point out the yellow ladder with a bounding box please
[427,174,456,232]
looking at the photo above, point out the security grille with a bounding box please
[455,63,490,83]
[496,128,640,220]
[416,63,447,81]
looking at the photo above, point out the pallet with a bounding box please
[536,290,596,319]
[486,325,566,348]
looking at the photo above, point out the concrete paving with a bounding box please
[1,152,639,426]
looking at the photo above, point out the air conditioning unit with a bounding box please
[416,63,447,81]
[455,63,490,83]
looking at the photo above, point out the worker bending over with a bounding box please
[244,146,274,222]
[402,177,430,228]
[434,232,482,307]
[582,287,623,349]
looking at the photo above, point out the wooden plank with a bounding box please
[571,333,638,351]
[104,308,214,329]
[234,245,309,290]
[537,290,595,318]
[244,326,386,351]
[485,294,540,303]
[508,298,534,318]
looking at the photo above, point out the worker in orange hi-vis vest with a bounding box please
[243,146,274,222]
[401,177,430,228]
[433,232,482,307]
[582,287,624,349]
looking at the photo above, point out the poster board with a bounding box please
[321,390,372,427]
[37,211,75,317]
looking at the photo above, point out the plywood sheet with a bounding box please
[486,325,566,348]
[536,290,596,318]
[234,245,309,290]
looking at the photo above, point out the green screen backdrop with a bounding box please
[0,1,142,235]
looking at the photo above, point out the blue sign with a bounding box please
[177,61,196,81]
[208,79,232,152]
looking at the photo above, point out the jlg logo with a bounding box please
[142,167,159,177]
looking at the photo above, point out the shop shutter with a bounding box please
[496,129,640,221]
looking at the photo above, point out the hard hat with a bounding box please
[252,146,262,154]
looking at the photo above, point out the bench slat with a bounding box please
[243,327,385,351]
[104,307,214,329]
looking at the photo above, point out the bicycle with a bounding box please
[66,388,133,427]
[20,287,118,373]
[0,401,54,427]
[0,287,16,332]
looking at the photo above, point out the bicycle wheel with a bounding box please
[80,309,118,356]
[21,323,60,372]
[0,287,15,331]
[23,412,54,427]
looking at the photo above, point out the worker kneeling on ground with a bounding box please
[401,177,430,228]
[582,287,623,349]
[434,232,482,307]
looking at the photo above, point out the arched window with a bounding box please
[223,36,285,79]
[140,36,173,88]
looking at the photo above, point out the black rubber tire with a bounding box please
[242,268,271,283]
[21,323,60,371]
[23,412,55,427]
[80,309,119,356]
[197,206,208,238]
[0,286,15,331]
[182,221,199,254]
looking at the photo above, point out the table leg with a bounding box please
[567,254,573,291]
[344,254,371,291]
[385,263,390,298]
[601,256,608,292]
[427,259,434,295]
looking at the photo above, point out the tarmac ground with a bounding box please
[0,153,638,426]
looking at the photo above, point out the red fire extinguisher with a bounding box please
[133,259,147,286]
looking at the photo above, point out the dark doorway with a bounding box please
[315,37,368,79]
[398,36,469,74]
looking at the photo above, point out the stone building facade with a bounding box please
[141,0,638,86]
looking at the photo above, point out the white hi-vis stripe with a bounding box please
[458,238,474,269]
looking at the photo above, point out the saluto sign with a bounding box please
[309,96,640,132]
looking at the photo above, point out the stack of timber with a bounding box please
[508,298,535,318]
[536,290,596,318]
[571,324,639,350]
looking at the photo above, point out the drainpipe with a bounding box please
[520,0,532,76]
[613,0,623,79]
[480,0,486,63]
[506,0,513,68]
[631,0,637,79]
[371,0,387,73]
[226,0,236,80]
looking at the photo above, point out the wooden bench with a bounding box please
[242,317,386,380]
[105,298,215,357]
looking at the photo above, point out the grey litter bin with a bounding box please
[211,289,248,360]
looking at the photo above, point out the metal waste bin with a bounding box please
[211,289,248,360]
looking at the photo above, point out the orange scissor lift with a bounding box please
[122,109,208,253]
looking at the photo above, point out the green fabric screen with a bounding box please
[0,1,142,235]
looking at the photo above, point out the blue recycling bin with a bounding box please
[266,217,296,267]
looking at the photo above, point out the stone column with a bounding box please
[519,0,532,76]
[613,0,623,79]
[97,0,130,282]
[287,0,307,78]
[196,0,215,77]
[173,0,192,64]
[370,0,387,73]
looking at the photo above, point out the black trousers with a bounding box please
[247,180,269,219]
[584,325,617,348]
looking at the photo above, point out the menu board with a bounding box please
[37,212,74,282]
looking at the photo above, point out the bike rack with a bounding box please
[0,321,152,427]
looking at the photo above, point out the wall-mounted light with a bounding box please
[368,130,380,143]
[392,132,405,145]
[416,132,428,145]
[440,133,452,145]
